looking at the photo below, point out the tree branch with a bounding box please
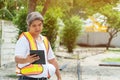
[28,0,38,13]
[41,0,51,16]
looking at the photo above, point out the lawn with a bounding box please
[103,58,120,62]
[102,48,120,62]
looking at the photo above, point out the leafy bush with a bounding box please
[13,9,27,38]
[62,16,82,53]
[0,0,18,20]
[0,8,14,20]
[42,7,63,50]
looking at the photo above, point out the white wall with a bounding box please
[0,20,18,66]
[111,32,120,47]
[77,32,120,47]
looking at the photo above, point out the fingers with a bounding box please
[26,54,40,63]
[33,55,40,60]
[30,54,38,57]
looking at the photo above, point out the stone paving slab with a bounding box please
[81,52,120,80]
[50,58,78,80]
[0,58,78,80]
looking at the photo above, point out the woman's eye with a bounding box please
[32,25,36,27]
[38,23,42,26]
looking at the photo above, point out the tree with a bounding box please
[28,0,51,15]
[72,0,120,50]
[0,0,28,20]
[13,9,27,38]
[62,16,82,53]
[100,4,120,50]
[41,0,51,16]
[71,0,119,18]
[42,7,63,50]
[13,0,51,36]
[28,0,37,13]
[0,0,15,20]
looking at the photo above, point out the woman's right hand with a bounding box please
[26,54,40,63]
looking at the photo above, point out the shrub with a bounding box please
[62,16,82,53]
[42,7,63,50]
[13,9,27,39]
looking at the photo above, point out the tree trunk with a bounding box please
[41,0,51,16]
[106,36,113,50]
[68,48,73,53]
[106,28,119,50]
[73,0,77,7]
[28,0,37,13]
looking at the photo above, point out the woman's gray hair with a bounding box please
[26,12,44,26]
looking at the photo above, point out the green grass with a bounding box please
[105,48,120,54]
[102,48,120,62]
[108,49,120,52]
[102,58,120,62]
[6,74,18,78]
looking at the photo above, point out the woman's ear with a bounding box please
[27,26,30,31]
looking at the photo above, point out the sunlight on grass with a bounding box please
[106,48,120,54]
[103,58,120,62]
[108,50,120,52]
[102,48,120,62]
[107,48,120,53]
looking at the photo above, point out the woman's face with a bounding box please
[29,20,43,36]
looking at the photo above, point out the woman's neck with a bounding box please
[29,32,39,39]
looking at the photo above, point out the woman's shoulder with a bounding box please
[17,36,29,44]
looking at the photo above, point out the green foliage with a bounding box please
[0,0,4,9]
[99,4,120,50]
[0,0,28,20]
[108,49,120,52]
[13,9,27,38]
[100,4,120,29]
[51,0,112,19]
[36,0,45,12]
[36,5,43,12]
[42,7,63,50]
[0,0,14,20]
[64,0,119,18]
[0,8,14,20]
[62,16,82,53]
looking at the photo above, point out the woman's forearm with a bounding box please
[48,58,61,79]
[15,56,27,64]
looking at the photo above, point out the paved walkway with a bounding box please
[0,48,120,80]
[81,51,120,80]
[0,62,17,80]
[0,58,78,80]
[50,58,78,80]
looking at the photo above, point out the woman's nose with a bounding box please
[36,26,40,30]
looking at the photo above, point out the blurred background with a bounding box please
[0,0,120,80]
